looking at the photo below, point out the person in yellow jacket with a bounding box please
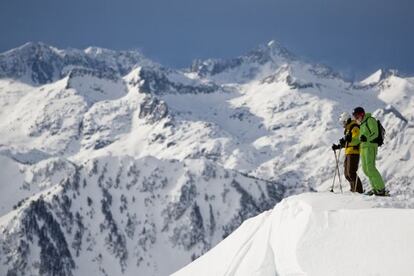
[332,112,363,193]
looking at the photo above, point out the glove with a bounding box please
[345,133,352,142]
[360,135,367,142]
[332,144,341,150]
[339,138,346,147]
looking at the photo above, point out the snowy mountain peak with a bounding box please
[0,42,154,85]
[259,39,296,62]
[0,42,64,84]
[267,40,277,47]
[188,40,342,85]
[360,68,400,86]
[3,41,59,56]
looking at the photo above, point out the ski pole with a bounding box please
[353,172,357,192]
[330,149,339,192]
[335,149,343,193]
[354,171,360,193]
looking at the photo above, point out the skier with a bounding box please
[332,112,363,193]
[352,107,386,196]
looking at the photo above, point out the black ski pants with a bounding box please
[344,154,363,193]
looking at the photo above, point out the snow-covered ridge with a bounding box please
[174,192,414,276]
[189,40,340,84]
[125,66,220,95]
[359,69,400,86]
[190,40,296,77]
[0,42,154,85]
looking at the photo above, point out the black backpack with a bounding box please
[366,118,385,147]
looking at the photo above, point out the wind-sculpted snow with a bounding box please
[174,193,414,276]
[0,41,414,275]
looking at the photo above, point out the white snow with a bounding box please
[174,192,414,276]
[360,69,384,86]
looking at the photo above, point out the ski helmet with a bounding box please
[352,107,365,117]
[339,112,351,124]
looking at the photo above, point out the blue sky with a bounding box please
[1,0,413,79]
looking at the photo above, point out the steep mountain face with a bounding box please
[0,155,285,276]
[127,67,219,95]
[0,42,153,85]
[0,41,413,276]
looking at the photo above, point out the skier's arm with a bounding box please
[366,118,378,142]
[348,127,360,146]
[338,137,346,148]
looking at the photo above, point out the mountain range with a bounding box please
[0,40,413,276]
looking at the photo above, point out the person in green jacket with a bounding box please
[352,107,386,196]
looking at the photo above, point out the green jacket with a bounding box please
[359,113,379,148]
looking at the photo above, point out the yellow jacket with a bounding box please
[344,120,360,155]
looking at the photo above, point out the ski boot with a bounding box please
[365,188,389,196]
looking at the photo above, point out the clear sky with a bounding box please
[1,0,413,79]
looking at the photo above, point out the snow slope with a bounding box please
[174,192,414,276]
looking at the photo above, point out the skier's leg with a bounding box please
[348,154,363,193]
[365,146,385,191]
[361,148,369,177]
[356,177,363,193]
[361,147,375,192]
[344,155,353,190]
